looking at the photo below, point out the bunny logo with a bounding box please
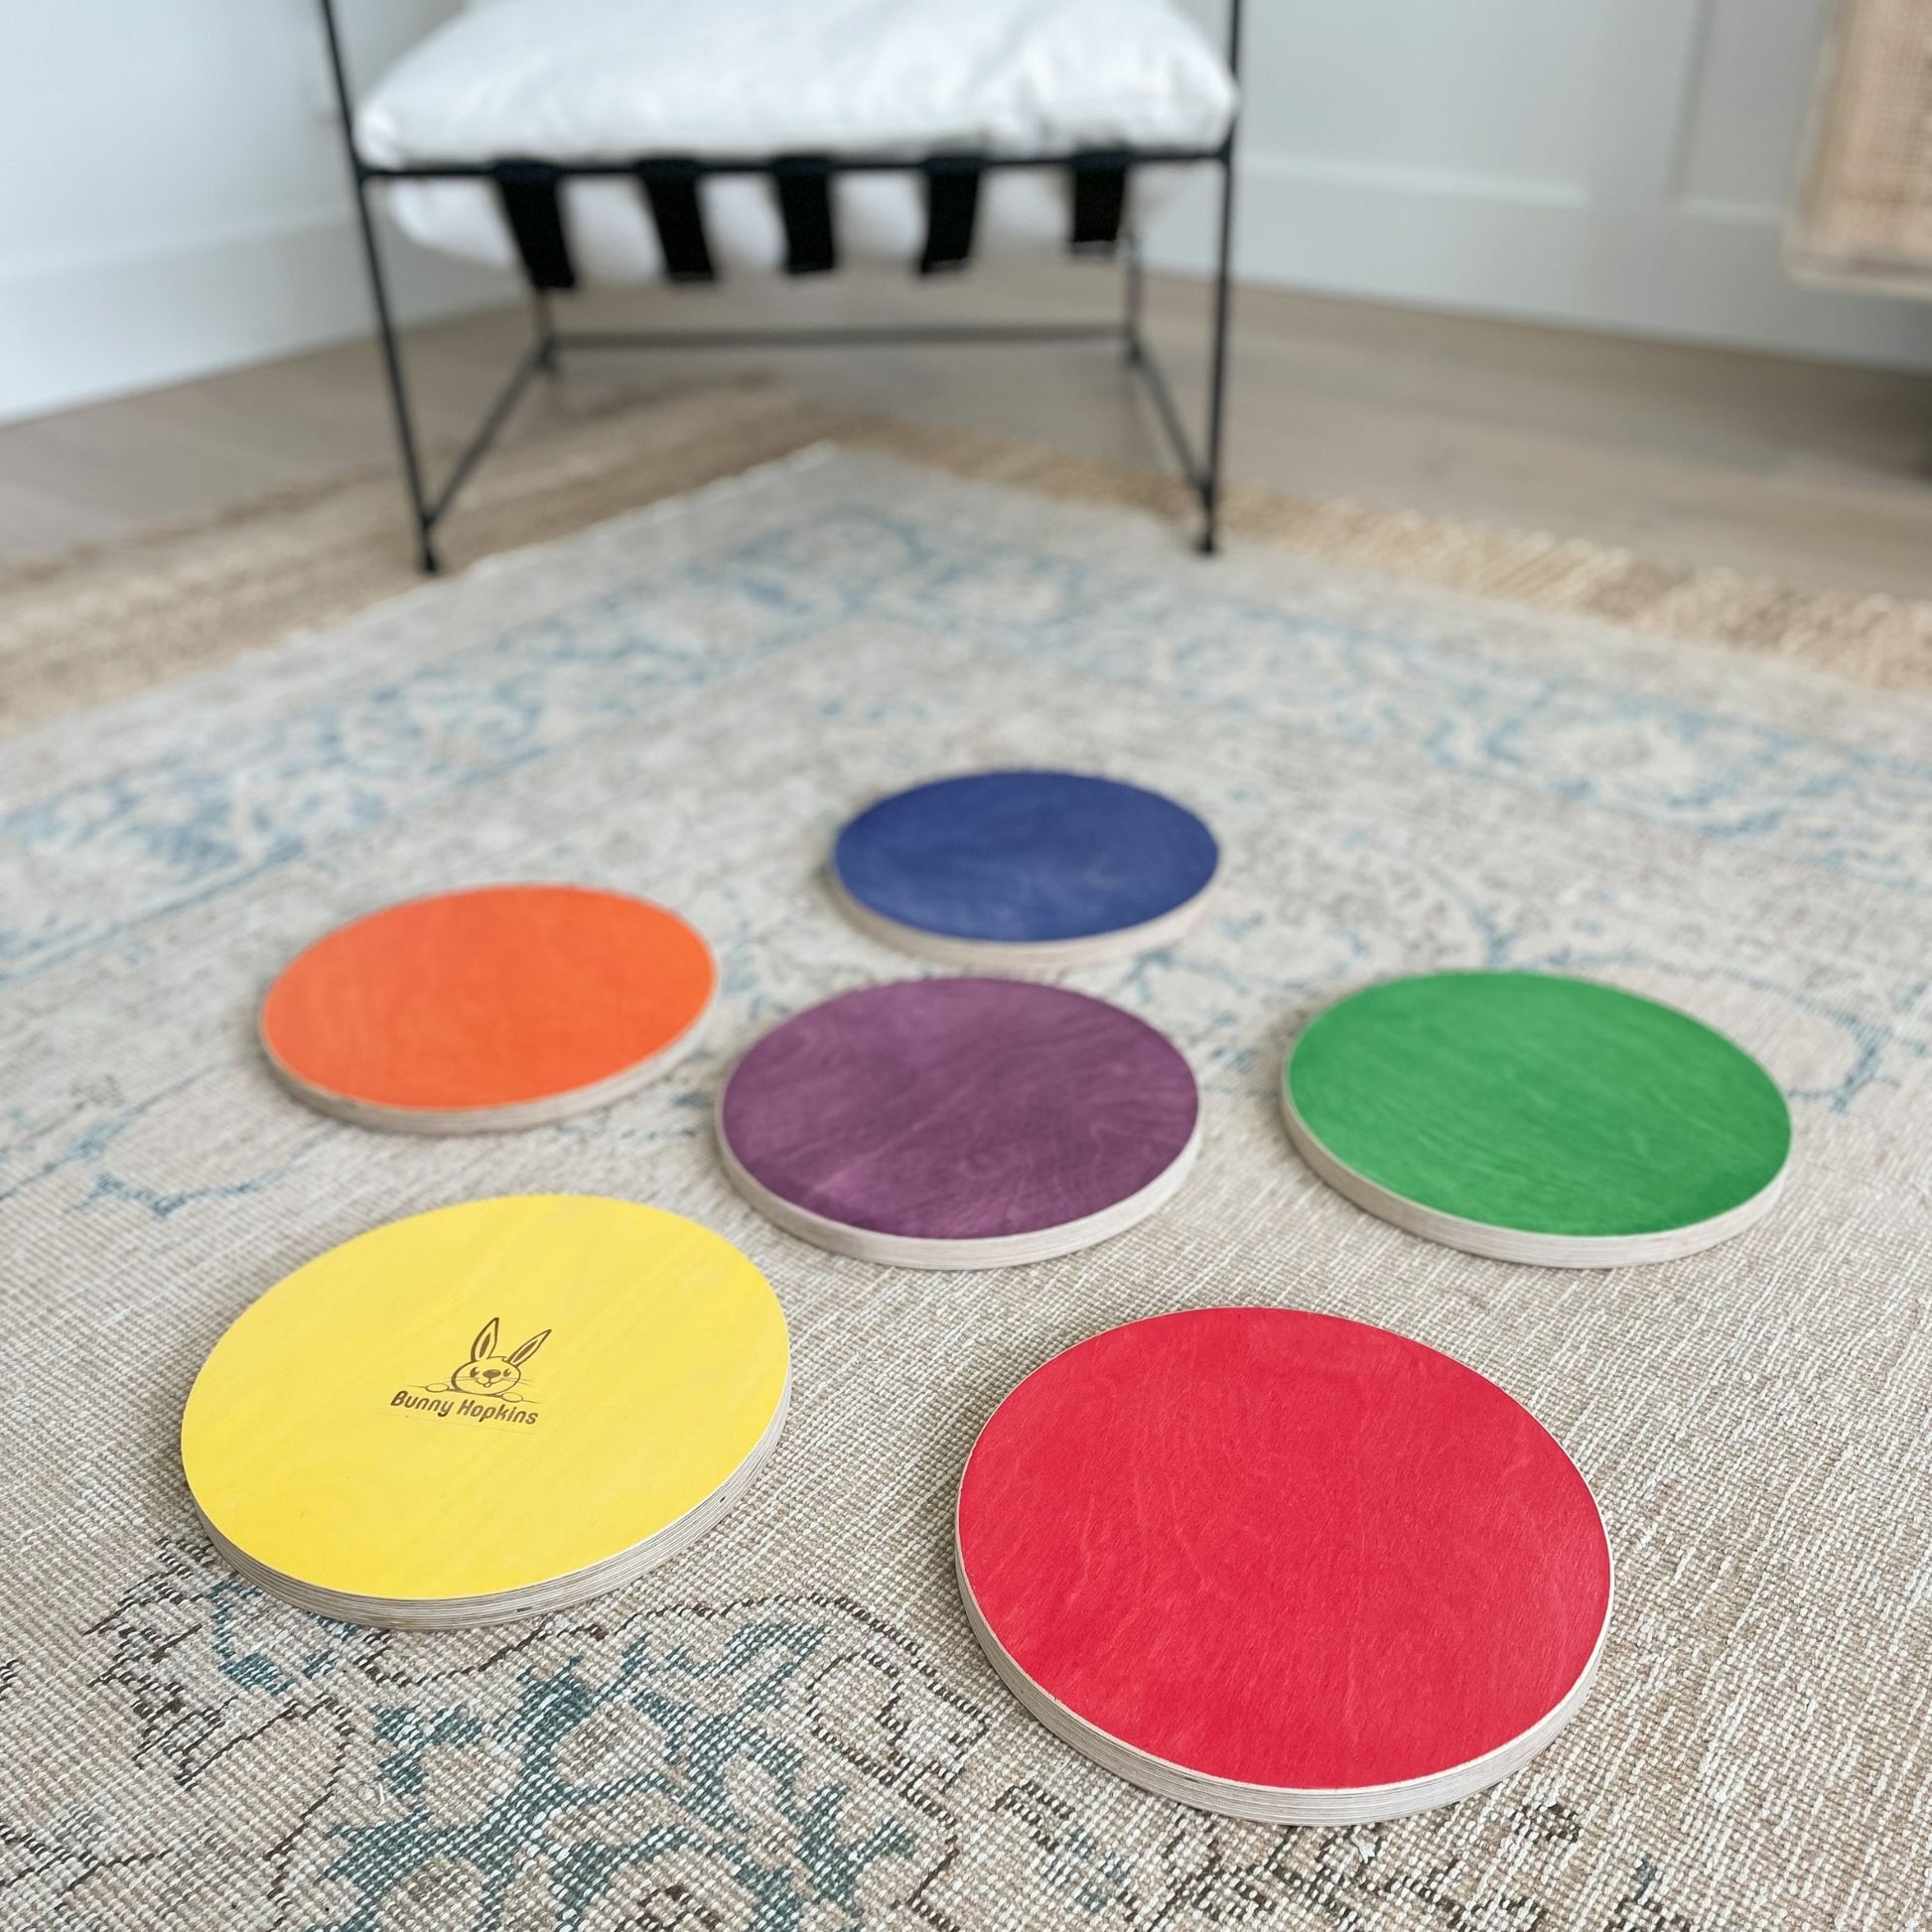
[394,1317,552,1424]
[448,1317,548,1400]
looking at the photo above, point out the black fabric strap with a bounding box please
[493,162,577,291]
[636,160,716,283]
[1068,152,1130,254]
[772,155,837,275]
[919,157,983,275]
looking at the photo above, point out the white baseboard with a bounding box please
[0,211,510,426]
[1145,151,1932,372]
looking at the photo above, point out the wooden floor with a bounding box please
[6,259,1932,599]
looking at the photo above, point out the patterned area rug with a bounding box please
[6,381,1932,743]
[4,449,1930,1930]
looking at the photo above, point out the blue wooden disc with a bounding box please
[832,770,1219,952]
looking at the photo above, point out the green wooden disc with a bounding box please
[1284,973,1790,1246]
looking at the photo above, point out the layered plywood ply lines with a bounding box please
[214,796,1686,1829]
[718,977,1201,1268]
[260,884,716,1132]
[181,1196,789,1628]
[830,770,1219,970]
[956,1308,1612,1822]
[1283,972,1791,1266]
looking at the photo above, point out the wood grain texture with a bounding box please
[181,1195,788,1626]
[831,769,1219,956]
[718,978,1199,1243]
[1285,972,1791,1242]
[259,884,715,1127]
[957,1309,1611,1812]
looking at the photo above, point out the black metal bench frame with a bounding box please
[317,0,1241,573]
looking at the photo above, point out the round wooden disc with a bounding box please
[956,1308,1611,1823]
[181,1196,788,1626]
[1283,972,1791,1266]
[259,885,716,1132]
[831,770,1219,967]
[717,978,1200,1269]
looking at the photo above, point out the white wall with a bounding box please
[8,0,1932,428]
[0,0,510,425]
[1150,0,1932,369]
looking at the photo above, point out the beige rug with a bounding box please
[3,438,1931,1930]
[5,381,1932,742]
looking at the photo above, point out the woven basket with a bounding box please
[1790,0,1932,291]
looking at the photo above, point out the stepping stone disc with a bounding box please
[956,1308,1612,1822]
[259,884,715,1131]
[181,1195,789,1628]
[831,769,1219,968]
[717,978,1200,1269]
[1283,971,1791,1266]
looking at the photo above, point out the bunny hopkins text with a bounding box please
[391,1389,540,1425]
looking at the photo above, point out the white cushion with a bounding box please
[355,0,1235,282]
[358,0,1236,167]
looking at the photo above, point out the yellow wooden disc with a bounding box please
[182,1196,789,1608]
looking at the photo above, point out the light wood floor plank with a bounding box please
[3,262,1930,597]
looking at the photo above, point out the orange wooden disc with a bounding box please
[260,886,716,1129]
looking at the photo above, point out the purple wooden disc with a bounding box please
[719,979,1199,1242]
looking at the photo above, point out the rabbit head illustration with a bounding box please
[449,1317,548,1397]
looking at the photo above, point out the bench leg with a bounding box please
[317,0,441,574]
[1197,144,1237,557]
[531,289,560,376]
[1119,147,1237,558]
[354,184,442,575]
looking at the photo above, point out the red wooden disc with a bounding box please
[260,885,715,1122]
[957,1309,1609,1807]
